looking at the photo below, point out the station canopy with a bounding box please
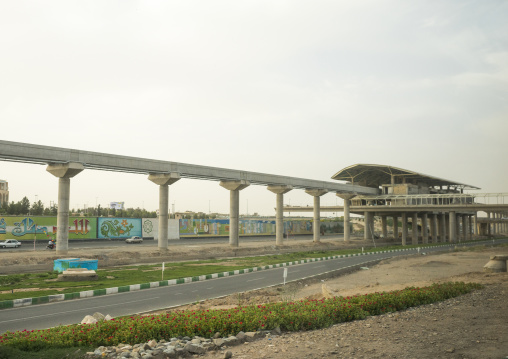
[331,164,480,190]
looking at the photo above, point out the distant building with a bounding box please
[0,180,8,207]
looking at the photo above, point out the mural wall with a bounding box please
[141,218,179,240]
[179,219,278,237]
[98,217,142,239]
[0,216,346,241]
[0,216,97,241]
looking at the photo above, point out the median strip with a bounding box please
[0,241,484,310]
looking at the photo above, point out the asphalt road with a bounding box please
[3,234,323,252]
[2,238,505,334]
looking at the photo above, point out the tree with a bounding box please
[20,197,30,215]
[31,200,45,216]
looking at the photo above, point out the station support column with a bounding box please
[267,185,293,246]
[461,215,467,241]
[305,189,328,243]
[46,162,84,255]
[381,215,388,239]
[465,215,471,241]
[337,193,356,241]
[148,173,180,251]
[412,213,419,245]
[363,211,375,240]
[449,211,457,243]
[422,213,429,244]
[220,180,250,247]
[393,216,399,241]
[432,213,438,243]
[401,213,408,246]
[487,212,492,236]
[441,213,447,242]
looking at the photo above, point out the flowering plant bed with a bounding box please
[0,281,481,351]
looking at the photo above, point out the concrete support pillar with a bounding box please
[446,214,451,242]
[220,180,250,247]
[148,173,181,251]
[461,215,467,241]
[46,162,84,255]
[473,213,478,235]
[401,213,408,246]
[465,215,471,241]
[432,213,438,243]
[268,185,293,246]
[305,189,328,243]
[456,215,461,242]
[441,213,447,242]
[487,212,492,236]
[337,193,356,241]
[363,211,375,240]
[437,215,442,242]
[381,215,388,239]
[449,211,457,243]
[412,213,419,245]
[393,216,399,241]
[422,213,428,244]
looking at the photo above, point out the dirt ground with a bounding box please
[2,238,508,358]
[171,244,508,359]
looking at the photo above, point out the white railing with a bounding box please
[353,193,508,206]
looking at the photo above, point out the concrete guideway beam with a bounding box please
[148,173,181,251]
[267,185,293,246]
[46,162,84,255]
[305,189,328,243]
[0,140,379,196]
[220,180,250,247]
[337,193,356,241]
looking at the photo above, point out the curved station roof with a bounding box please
[331,164,480,190]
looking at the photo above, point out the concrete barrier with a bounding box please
[483,255,508,272]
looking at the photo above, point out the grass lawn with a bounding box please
[0,240,498,301]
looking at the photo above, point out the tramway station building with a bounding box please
[286,164,508,245]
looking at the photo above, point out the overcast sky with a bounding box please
[1,1,507,216]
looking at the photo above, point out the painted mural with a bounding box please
[98,217,142,239]
[142,218,157,238]
[0,216,97,241]
[0,216,346,241]
[284,220,313,235]
[180,219,230,236]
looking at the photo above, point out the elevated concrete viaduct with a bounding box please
[3,142,506,251]
[0,140,378,254]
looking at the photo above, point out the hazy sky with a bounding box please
[1,1,507,216]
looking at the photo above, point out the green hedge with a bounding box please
[0,282,481,351]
